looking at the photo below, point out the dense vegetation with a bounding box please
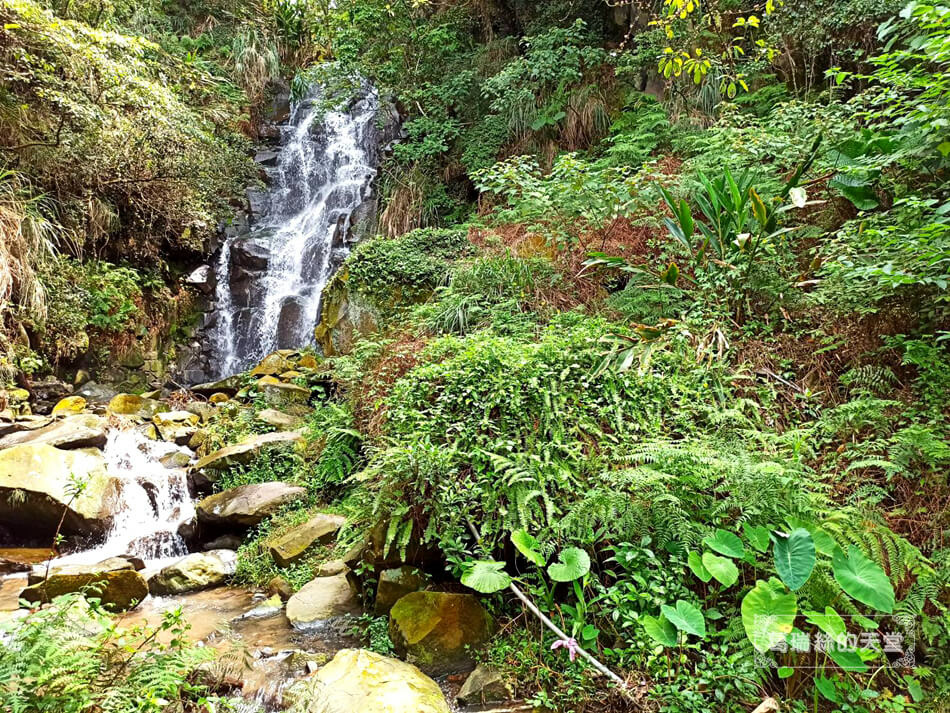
[2,0,950,711]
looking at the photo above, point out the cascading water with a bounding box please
[212,86,382,376]
[57,428,194,566]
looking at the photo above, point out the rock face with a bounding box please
[375,566,428,615]
[0,414,107,450]
[20,569,149,612]
[284,648,450,713]
[269,513,345,567]
[191,431,304,486]
[389,592,494,676]
[286,573,359,629]
[148,550,237,595]
[197,482,307,528]
[457,665,511,706]
[0,444,120,538]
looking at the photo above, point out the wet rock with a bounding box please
[209,392,230,404]
[28,556,136,585]
[257,408,303,431]
[190,375,244,396]
[389,592,494,676]
[74,369,92,387]
[251,352,294,376]
[0,413,107,450]
[0,444,119,538]
[0,413,51,437]
[153,410,200,444]
[255,149,280,166]
[457,665,511,706]
[147,550,237,595]
[191,431,304,487]
[107,393,168,420]
[185,264,214,294]
[268,575,294,601]
[260,381,310,410]
[159,450,192,469]
[75,381,118,405]
[197,482,307,528]
[29,377,72,413]
[235,594,283,620]
[246,188,268,217]
[286,573,360,630]
[51,396,87,415]
[203,534,243,551]
[21,568,149,612]
[282,648,450,713]
[375,566,428,616]
[269,513,345,567]
[0,557,31,575]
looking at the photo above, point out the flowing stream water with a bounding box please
[212,87,381,376]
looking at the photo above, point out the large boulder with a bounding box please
[283,648,450,713]
[196,482,307,528]
[190,431,304,487]
[148,550,237,595]
[389,592,494,676]
[0,414,107,450]
[153,410,200,444]
[375,566,428,615]
[190,375,243,396]
[269,513,345,567]
[107,394,168,420]
[257,409,303,431]
[0,444,120,538]
[259,382,310,410]
[20,568,149,612]
[286,573,359,629]
[457,665,512,706]
[251,352,294,376]
[27,556,137,585]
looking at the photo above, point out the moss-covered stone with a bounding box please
[20,568,149,612]
[147,550,236,595]
[51,396,86,415]
[389,592,494,676]
[269,513,345,567]
[251,352,294,376]
[375,566,428,615]
[107,393,168,420]
[196,482,307,528]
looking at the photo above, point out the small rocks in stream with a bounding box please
[0,557,31,575]
[147,549,237,595]
[267,575,294,601]
[234,594,284,620]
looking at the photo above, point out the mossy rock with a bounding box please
[251,352,294,376]
[375,566,428,615]
[20,569,149,612]
[196,482,307,528]
[148,550,236,595]
[388,592,494,676]
[209,393,230,404]
[269,513,345,567]
[107,393,168,420]
[51,396,87,415]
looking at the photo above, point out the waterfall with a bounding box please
[211,86,381,376]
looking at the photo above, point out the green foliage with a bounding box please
[0,594,234,712]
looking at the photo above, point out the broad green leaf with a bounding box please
[661,600,705,638]
[511,529,545,567]
[742,523,771,553]
[805,607,846,639]
[828,646,868,673]
[661,261,679,285]
[687,551,712,582]
[778,666,794,679]
[702,551,739,587]
[461,560,511,593]
[703,529,745,558]
[741,579,797,652]
[832,546,895,613]
[547,547,591,582]
[786,517,837,555]
[642,615,677,647]
[773,528,815,590]
[815,676,840,703]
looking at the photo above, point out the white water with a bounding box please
[213,87,380,376]
[57,428,194,567]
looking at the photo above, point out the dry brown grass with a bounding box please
[352,333,428,437]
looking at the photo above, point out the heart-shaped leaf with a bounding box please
[805,607,846,639]
[832,546,894,613]
[661,600,706,638]
[511,529,546,567]
[702,551,739,587]
[773,528,816,590]
[742,523,771,553]
[703,529,745,558]
[547,547,591,582]
[741,579,797,652]
[827,646,869,673]
[642,615,677,647]
[461,560,511,593]
[687,551,712,582]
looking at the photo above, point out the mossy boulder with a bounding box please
[191,375,243,396]
[269,513,345,567]
[257,408,303,431]
[107,393,168,420]
[208,392,230,404]
[51,396,87,415]
[153,410,200,444]
[20,568,149,612]
[283,648,450,713]
[190,430,303,487]
[0,413,107,450]
[286,573,359,629]
[148,550,237,595]
[251,352,294,376]
[196,482,307,528]
[375,566,428,615]
[389,592,494,676]
[259,381,310,410]
[0,443,120,537]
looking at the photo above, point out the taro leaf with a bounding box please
[702,551,739,587]
[829,174,879,211]
[703,528,745,558]
[687,551,712,582]
[773,528,816,591]
[785,517,837,555]
[660,600,706,638]
[815,676,840,703]
[661,262,679,285]
[778,667,794,679]
[741,579,797,652]
[461,560,512,594]
[828,646,868,673]
[832,545,895,613]
[742,523,771,553]
[642,614,677,647]
[805,607,846,639]
[547,547,591,582]
[511,529,546,567]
